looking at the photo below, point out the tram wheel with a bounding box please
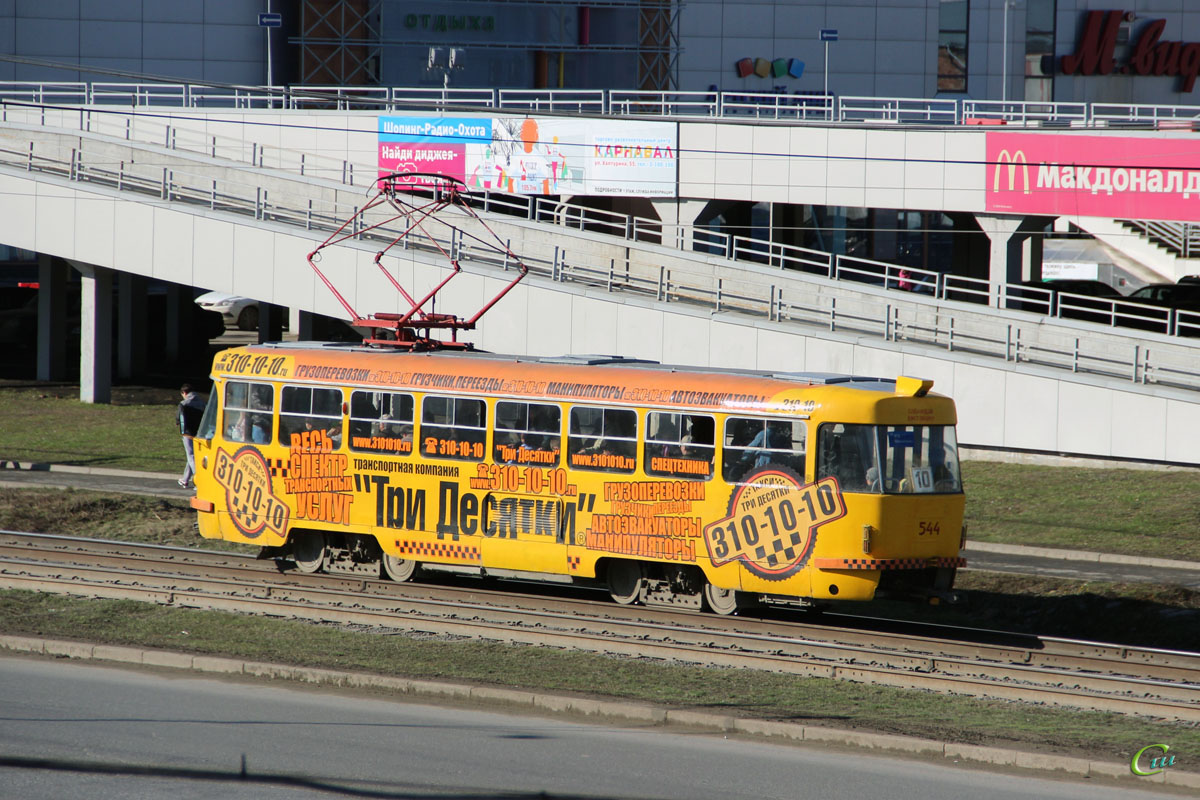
[382,554,419,582]
[291,531,326,574]
[703,582,741,615]
[607,561,645,605]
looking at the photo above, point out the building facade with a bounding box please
[3,2,1200,106]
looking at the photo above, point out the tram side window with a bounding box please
[349,391,414,456]
[494,401,561,465]
[722,417,806,482]
[421,395,487,461]
[280,386,343,449]
[223,381,273,444]
[567,406,637,473]
[644,412,715,480]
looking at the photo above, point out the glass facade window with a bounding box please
[938,1,969,93]
[1024,0,1056,102]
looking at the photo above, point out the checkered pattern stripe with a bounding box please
[754,531,804,569]
[567,555,581,571]
[229,495,262,528]
[396,539,481,562]
[268,458,289,478]
[812,556,967,570]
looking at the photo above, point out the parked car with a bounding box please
[1126,282,1200,311]
[196,291,260,331]
[0,283,223,353]
[1010,279,1125,322]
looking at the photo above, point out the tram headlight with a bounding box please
[862,524,874,554]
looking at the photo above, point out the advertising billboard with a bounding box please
[378,115,676,197]
[986,131,1200,222]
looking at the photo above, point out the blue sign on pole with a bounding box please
[258,12,282,28]
[819,28,838,42]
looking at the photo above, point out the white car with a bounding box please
[196,291,259,331]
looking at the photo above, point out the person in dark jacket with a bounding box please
[177,383,207,489]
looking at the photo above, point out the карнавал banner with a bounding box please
[378,115,676,197]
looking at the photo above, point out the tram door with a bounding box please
[478,400,568,573]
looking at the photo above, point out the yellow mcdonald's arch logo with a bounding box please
[993,149,1031,194]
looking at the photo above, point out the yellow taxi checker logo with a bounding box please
[703,472,845,581]
[213,446,290,540]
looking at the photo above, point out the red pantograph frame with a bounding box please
[306,172,528,350]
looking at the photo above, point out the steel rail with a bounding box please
[0,532,1197,721]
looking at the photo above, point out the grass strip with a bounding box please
[1,589,1196,766]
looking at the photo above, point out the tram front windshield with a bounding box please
[817,423,962,494]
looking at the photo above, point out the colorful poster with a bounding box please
[985,131,1200,222]
[378,115,676,197]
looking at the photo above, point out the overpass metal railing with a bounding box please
[4,81,1200,128]
[2,129,1197,395]
[7,103,1199,348]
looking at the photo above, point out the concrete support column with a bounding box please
[117,272,148,379]
[72,262,112,404]
[165,284,194,362]
[974,214,1053,306]
[35,254,67,382]
[258,303,285,343]
[296,309,317,341]
[650,199,708,250]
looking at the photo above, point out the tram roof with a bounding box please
[217,341,945,411]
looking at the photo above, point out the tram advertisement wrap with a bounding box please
[378,115,676,196]
[704,472,846,580]
[213,446,290,540]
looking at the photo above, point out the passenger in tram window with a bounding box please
[303,416,342,448]
[741,420,792,469]
[225,411,250,443]
[865,466,882,493]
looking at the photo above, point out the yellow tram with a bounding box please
[190,344,966,613]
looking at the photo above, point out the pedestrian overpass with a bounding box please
[0,94,1197,467]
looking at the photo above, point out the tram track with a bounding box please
[1,530,1198,721]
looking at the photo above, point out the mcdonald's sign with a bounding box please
[984,131,1200,222]
[993,149,1031,194]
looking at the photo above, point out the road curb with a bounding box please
[0,460,171,481]
[2,634,1197,790]
[965,540,1200,572]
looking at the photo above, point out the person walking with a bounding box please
[177,383,207,489]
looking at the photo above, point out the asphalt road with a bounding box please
[0,655,1183,800]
